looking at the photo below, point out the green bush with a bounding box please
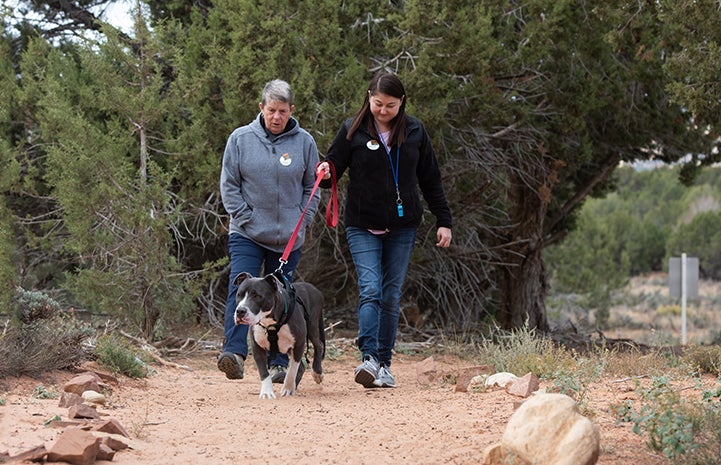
[667,210,721,280]
[11,287,62,324]
[93,335,149,379]
[32,385,58,399]
[612,375,721,463]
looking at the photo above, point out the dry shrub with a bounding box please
[476,324,576,378]
[683,345,721,376]
[602,347,678,378]
[0,317,93,377]
[0,288,93,377]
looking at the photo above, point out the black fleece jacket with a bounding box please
[321,115,452,231]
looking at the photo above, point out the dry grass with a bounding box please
[555,272,721,346]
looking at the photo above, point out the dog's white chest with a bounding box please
[252,320,296,354]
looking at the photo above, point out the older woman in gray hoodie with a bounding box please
[218,79,320,383]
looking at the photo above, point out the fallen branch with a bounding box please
[325,321,343,332]
[609,375,649,384]
[120,330,193,371]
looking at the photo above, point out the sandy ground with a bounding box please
[1,341,671,465]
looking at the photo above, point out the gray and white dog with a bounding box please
[233,272,325,399]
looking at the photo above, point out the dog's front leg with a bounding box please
[280,356,300,397]
[251,328,275,399]
[280,359,299,397]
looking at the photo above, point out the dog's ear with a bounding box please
[264,273,282,292]
[233,272,251,286]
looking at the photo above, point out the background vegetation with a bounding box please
[1,1,720,341]
[546,165,721,330]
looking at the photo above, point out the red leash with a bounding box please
[324,162,338,228]
[276,163,337,273]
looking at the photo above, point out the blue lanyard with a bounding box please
[374,122,403,217]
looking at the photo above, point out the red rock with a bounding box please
[92,418,130,438]
[5,445,47,463]
[96,443,116,461]
[69,403,100,419]
[506,372,540,398]
[454,365,494,392]
[47,429,100,465]
[101,435,130,451]
[63,374,102,396]
[59,391,84,408]
[415,356,437,384]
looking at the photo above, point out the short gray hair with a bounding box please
[261,79,293,105]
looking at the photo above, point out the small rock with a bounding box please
[455,365,494,392]
[82,390,106,405]
[416,356,437,384]
[485,372,519,389]
[506,372,540,398]
[92,418,130,438]
[96,443,116,461]
[69,403,100,420]
[59,391,84,408]
[63,373,102,396]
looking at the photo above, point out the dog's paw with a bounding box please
[259,378,276,399]
[280,388,296,397]
[259,389,276,399]
[312,372,323,384]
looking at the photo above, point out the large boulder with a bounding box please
[483,393,600,465]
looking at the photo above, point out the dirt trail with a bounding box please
[1,344,668,465]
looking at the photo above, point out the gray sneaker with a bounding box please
[354,355,380,388]
[270,362,306,385]
[269,365,286,384]
[374,364,396,388]
[217,352,244,380]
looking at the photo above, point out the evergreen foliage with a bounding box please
[2,1,721,336]
[667,212,721,280]
[662,0,721,184]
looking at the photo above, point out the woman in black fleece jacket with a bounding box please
[318,73,452,389]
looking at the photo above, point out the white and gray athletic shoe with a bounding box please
[374,364,396,388]
[354,355,380,388]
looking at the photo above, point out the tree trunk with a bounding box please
[497,242,549,331]
[496,166,550,331]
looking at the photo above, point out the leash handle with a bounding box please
[324,162,338,228]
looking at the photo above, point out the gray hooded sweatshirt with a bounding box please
[220,114,320,252]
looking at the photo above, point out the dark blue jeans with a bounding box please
[346,226,417,367]
[223,233,301,366]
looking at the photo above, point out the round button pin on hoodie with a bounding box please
[279,153,292,166]
[367,140,380,150]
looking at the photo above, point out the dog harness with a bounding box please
[262,271,297,360]
[261,271,313,361]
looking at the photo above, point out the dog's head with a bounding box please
[232,272,281,326]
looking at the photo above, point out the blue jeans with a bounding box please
[223,233,301,366]
[346,226,417,367]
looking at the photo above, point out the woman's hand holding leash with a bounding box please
[316,162,331,180]
[314,161,338,228]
